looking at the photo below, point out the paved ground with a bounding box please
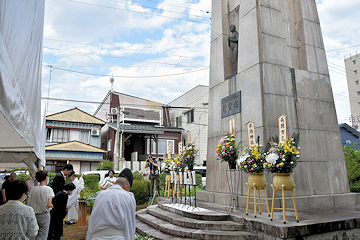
[195,199,360,227]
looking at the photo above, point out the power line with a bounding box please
[145,0,211,14]
[44,38,210,61]
[51,66,209,78]
[109,0,209,19]
[44,47,208,68]
[41,97,209,111]
[67,0,211,25]
[326,45,360,52]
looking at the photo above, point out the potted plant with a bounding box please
[216,132,239,169]
[264,133,300,190]
[238,143,267,187]
[180,142,197,170]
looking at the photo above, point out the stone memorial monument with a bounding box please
[198,0,358,210]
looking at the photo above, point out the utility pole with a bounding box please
[114,105,120,171]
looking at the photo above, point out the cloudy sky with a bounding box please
[42,0,360,124]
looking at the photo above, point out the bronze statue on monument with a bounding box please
[228,25,238,75]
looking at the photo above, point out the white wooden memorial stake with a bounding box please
[245,121,256,146]
[277,114,288,144]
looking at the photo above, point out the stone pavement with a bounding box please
[136,197,360,239]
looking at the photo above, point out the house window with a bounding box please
[346,140,351,144]
[69,129,90,144]
[176,116,182,127]
[146,139,174,154]
[186,110,194,123]
[51,129,69,143]
[356,81,359,85]
[355,70,358,74]
[353,60,356,64]
[107,139,112,151]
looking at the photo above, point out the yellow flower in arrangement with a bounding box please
[230,138,235,141]
[238,143,266,173]
[264,133,300,173]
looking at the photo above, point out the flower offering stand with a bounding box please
[270,174,299,224]
[245,173,270,217]
[164,174,171,197]
[78,200,87,228]
[225,165,241,212]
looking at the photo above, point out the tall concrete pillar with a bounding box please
[199,0,357,210]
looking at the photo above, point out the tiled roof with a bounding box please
[45,141,106,153]
[46,108,105,125]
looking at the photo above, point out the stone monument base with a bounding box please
[197,190,360,211]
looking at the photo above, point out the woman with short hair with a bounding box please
[28,170,55,240]
[0,179,39,239]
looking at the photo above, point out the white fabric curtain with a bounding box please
[0,0,45,172]
[69,130,80,142]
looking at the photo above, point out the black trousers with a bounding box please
[150,175,160,196]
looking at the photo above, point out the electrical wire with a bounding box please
[44,38,210,61]
[44,47,208,68]
[109,0,209,19]
[51,66,209,78]
[326,45,360,53]
[67,0,211,25]
[145,0,211,14]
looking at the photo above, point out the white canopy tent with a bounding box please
[0,0,46,174]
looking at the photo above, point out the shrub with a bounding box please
[195,173,202,188]
[97,160,114,170]
[344,145,360,192]
[48,173,56,186]
[139,155,147,161]
[159,173,166,189]
[130,179,150,205]
[83,174,100,192]
[133,173,144,181]
[16,173,31,182]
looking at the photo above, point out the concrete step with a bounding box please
[147,205,244,231]
[136,209,257,240]
[159,202,229,221]
[136,219,196,240]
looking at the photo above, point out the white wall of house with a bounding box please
[169,85,209,166]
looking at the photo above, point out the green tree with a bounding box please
[97,160,114,170]
[344,145,360,192]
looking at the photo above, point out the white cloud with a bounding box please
[42,0,358,126]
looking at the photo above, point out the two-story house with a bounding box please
[44,108,106,173]
[94,91,183,167]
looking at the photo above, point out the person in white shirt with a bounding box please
[101,170,117,187]
[0,179,39,239]
[86,168,136,240]
[66,171,84,225]
[27,170,55,240]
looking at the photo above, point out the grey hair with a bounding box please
[115,177,130,188]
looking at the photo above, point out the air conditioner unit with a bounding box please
[91,128,100,136]
[110,108,118,115]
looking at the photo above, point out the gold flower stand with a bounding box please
[270,174,299,224]
[164,174,171,197]
[245,173,270,217]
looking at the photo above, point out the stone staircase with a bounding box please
[136,203,258,240]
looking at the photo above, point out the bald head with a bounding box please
[115,177,130,191]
